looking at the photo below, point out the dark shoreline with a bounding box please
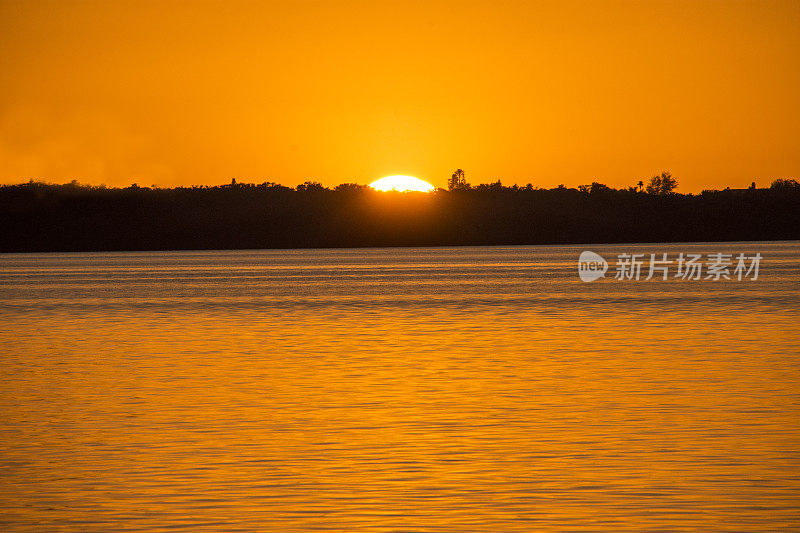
[3,181,799,253]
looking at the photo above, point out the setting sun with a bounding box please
[369,175,435,193]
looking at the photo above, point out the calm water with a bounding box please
[1,242,799,532]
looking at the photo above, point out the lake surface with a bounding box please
[1,242,799,532]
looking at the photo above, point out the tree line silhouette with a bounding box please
[1,172,798,252]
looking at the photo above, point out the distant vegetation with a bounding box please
[1,173,799,252]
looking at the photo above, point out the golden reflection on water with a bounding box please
[1,243,799,531]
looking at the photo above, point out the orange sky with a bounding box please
[1,0,798,191]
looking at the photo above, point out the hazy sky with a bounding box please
[1,0,798,191]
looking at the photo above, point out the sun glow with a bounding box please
[369,175,435,193]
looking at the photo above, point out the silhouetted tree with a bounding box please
[770,178,800,189]
[645,171,678,195]
[334,183,369,192]
[474,179,503,192]
[296,181,327,192]
[589,182,611,194]
[448,169,469,191]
